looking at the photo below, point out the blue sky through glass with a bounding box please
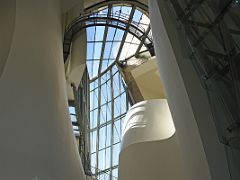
[85,5,151,178]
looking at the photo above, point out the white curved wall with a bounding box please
[0,0,16,77]
[119,99,188,180]
[121,99,175,150]
[149,1,231,180]
[0,0,85,179]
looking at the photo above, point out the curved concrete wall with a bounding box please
[0,0,85,179]
[119,99,188,180]
[0,0,16,77]
[121,99,175,150]
[149,1,231,180]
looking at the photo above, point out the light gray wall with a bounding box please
[119,99,188,180]
[149,0,231,180]
[0,0,16,77]
[0,0,85,179]
[119,135,188,180]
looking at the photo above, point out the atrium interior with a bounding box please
[1,0,240,180]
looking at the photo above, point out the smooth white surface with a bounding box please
[149,0,231,180]
[0,0,85,179]
[65,30,87,100]
[119,99,187,180]
[0,0,16,77]
[122,99,175,150]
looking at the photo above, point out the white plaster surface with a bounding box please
[0,0,85,179]
[121,99,175,150]
[0,0,16,77]
[149,0,231,180]
[119,99,188,180]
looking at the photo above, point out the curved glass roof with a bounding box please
[85,4,152,79]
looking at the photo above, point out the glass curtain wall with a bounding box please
[85,3,151,180]
[89,65,128,179]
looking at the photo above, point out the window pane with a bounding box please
[106,27,116,41]
[87,43,94,59]
[106,124,111,147]
[98,149,105,170]
[95,26,105,41]
[112,143,120,166]
[87,27,95,41]
[100,105,106,125]
[99,126,106,149]
[114,120,121,144]
[91,153,97,174]
[91,131,97,153]
[112,168,118,179]
[105,147,111,169]
[94,43,103,59]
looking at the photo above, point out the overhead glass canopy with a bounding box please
[86,5,152,79]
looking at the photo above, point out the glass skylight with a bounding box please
[86,4,151,79]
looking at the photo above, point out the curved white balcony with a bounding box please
[119,99,189,180]
[121,99,175,151]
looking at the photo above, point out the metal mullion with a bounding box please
[91,27,97,76]
[193,0,234,47]
[96,77,101,175]
[106,26,118,68]
[123,32,135,57]
[135,25,151,55]
[115,5,136,62]
[98,5,113,75]
[110,68,114,179]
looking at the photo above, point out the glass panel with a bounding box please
[95,26,105,41]
[69,106,75,114]
[112,6,121,16]
[93,89,98,109]
[92,60,100,78]
[126,43,138,57]
[106,104,112,122]
[132,9,143,24]
[106,27,116,41]
[125,33,134,43]
[120,6,132,17]
[110,42,121,59]
[98,149,105,170]
[112,143,120,166]
[100,105,106,125]
[90,109,98,129]
[105,147,111,169]
[106,124,111,147]
[91,153,97,174]
[119,42,131,60]
[104,42,112,59]
[114,120,121,144]
[99,126,106,150]
[94,42,103,59]
[114,97,121,118]
[87,61,93,78]
[87,27,95,41]
[70,115,77,122]
[112,168,118,179]
[139,14,150,31]
[101,60,109,71]
[87,43,94,59]
[91,131,97,153]
[114,29,124,41]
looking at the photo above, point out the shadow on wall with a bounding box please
[119,99,189,180]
